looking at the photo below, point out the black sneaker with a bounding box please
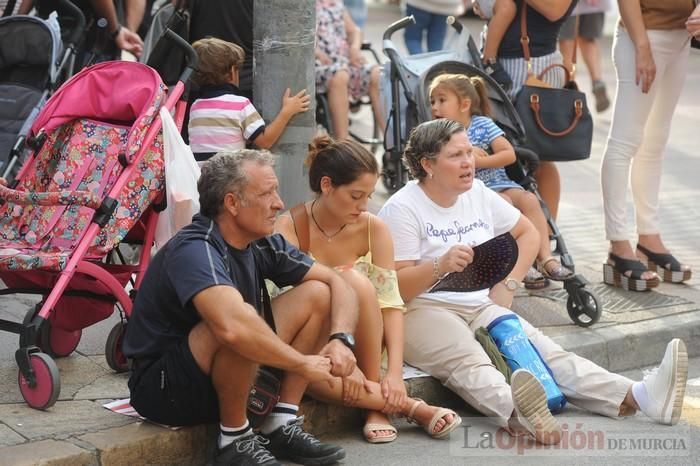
[264,416,346,465]
[210,432,280,466]
[483,60,513,88]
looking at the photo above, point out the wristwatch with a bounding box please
[503,277,521,292]
[329,332,356,350]
[109,24,122,41]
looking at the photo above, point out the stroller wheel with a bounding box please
[566,288,601,328]
[381,151,409,193]
[105,321,129,373]
[23,309,82,358]
[41,324,82,358]
[18,352,60,410]
[382,169,400,193]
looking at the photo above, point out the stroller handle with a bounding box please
[162,29,198,84]
[446,16,463,34]
[382,16,415,42]
[57,0,86,50]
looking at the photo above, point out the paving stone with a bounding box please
[79,422,212,466]
[72,372,129,401]
[54,354,113,401]
[300,398,363,437]
[0,361,26,404]
[0,400,134,441]
[512,293,574,327]
[0,439,95,466]
[0,423,26,447]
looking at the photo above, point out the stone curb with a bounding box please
[2,309,699,465]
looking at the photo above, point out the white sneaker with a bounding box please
[511,369,561,444]
[636,339,688,425]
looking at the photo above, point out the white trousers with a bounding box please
[403,298,633,427]
[601,26,690,241]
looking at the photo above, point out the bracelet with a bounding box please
[432,257,441,280]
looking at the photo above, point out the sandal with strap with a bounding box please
[603,253,660,292]
[636,244,692,284]
[362,422,397,444]
[523,266,549,290]
[538,256,574,282]
[406,399,462,439]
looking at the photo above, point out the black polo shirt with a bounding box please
[123,214,313,360]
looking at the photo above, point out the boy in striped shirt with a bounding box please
[188,38,310,162]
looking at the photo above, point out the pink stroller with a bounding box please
[0,32,197,410]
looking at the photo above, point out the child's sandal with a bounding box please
[538,256,574,281]
[603,253,660,292]
[523,266,549,290]
[636,245,692,283]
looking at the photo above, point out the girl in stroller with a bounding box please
[429,73,573,287]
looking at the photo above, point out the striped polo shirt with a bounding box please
[188,83,265,159]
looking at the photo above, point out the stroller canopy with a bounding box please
[0,13,62,83]
[30,61,166,163]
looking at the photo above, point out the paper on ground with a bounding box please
[103,398,180,430]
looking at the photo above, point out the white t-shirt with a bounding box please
[378,179,520,307]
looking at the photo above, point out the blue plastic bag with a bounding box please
[487,314,566,412]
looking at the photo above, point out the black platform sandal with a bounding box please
[603,253,660,292]
[636,245,692,283]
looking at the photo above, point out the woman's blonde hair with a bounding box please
[429,73,492,117]
[192,37,246,87]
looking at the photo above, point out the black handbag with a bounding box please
[514,7,593,162]
[429,233,518,293]
[692,38,700,50]
[246,275,282,429]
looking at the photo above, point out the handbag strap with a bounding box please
[259,271,276,332]
[290,203,310,253]
[529,94,584,136]
[519,3,575,81]
[2,0,16,17]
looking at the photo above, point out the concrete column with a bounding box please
[254,0,316,207]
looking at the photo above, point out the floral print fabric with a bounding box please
[0,83,165,272]
[315,0,375,100]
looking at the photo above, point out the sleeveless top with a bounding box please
[278,207,405,312]
[329,216,405,312]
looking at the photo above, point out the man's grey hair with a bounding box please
[198,149,277,218]
[402,119,466,180]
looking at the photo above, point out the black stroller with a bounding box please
[0,0,85,181]
[381,16,602,327]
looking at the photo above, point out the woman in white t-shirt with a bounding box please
[378,119,689,445]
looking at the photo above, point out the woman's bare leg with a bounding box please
[337,269,393,440]
[534,161,560,221]
[327,69,350,139]
[307,376,453,436]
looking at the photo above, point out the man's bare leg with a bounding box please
[271,280,333,405]
[189,323,257,427]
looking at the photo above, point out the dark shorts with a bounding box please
[128,338,219,426]
[559,13,605,41]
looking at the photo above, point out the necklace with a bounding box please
[310,200,347,242]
